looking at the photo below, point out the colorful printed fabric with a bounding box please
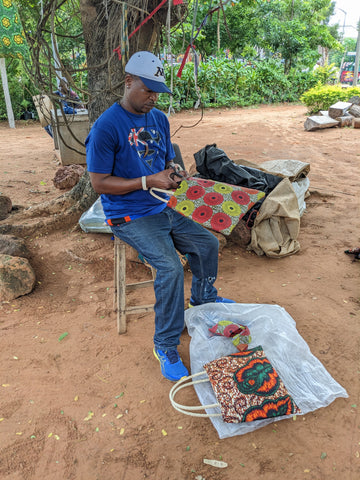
[208,320,251,351]
[203,346,301,423]
[167,177,265,236]
[0,0,29,59]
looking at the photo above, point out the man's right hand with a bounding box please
[146,169,186,190]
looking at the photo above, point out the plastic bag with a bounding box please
[78,197,112,234]
[185,303,348,439]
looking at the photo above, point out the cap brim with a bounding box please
[138,75,172,95]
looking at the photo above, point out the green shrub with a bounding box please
[0,58,38,120]
[300,84,360,113]
[157,57,322,112]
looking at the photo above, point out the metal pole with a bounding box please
[353,18,360,86]
[0,58,15,128]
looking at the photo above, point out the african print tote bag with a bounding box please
[203,346,301,423]
[169,346,301,424]
[167,177,265,236]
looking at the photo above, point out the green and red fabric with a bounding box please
[168,177,265,236]
[0,0,29,59]
[203,346,301,424]
[208,320,251,351]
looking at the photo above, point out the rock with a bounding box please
[328,102,352,119]
[53,164,85,190]
[229,218,252,247]
[349,104,360,118]
[304,115,339,131]
[0,234,30,258]
[353,118,360,129]
[0,254,36,301]
[348,96,360,105]
[0,195,12,221]
[336,115,354,127]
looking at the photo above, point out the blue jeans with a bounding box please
[111,207,219,350]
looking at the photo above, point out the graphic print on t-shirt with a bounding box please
[128,126,161,168]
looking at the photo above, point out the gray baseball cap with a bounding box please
[125,51,172,94]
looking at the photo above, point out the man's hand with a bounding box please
[147,168,187,190]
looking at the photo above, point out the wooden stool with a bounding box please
[114,236,155,334]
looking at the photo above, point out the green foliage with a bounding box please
[312,63,339,85]
[170,0,339,76]
[157,56,318,111]
[329,38,356,68]
[0,58,38,120]
[300,85,360,113]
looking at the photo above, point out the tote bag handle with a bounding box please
[169,371,222,418]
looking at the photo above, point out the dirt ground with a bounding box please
[0,104,359,480]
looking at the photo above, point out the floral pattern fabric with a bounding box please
[0,0,29,59]
[167,177,265,236]
[203,346,301,423]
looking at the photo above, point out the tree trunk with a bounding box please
[0,171,98,237]
[0,0,176,237]
[80,0,167,124]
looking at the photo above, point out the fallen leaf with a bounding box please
[320,452,327,459]
[161,429,167,436]
[84,411,94,421]
[58,332,69,342]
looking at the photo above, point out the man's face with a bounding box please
[125,76,159,114]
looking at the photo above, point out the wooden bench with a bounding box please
[113,236,155,334]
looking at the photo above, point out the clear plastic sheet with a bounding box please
[185,303,348,439]
[78,197,112,234]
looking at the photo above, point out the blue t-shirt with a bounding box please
[86,102,175,220]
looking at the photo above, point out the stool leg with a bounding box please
[116,241,127,334]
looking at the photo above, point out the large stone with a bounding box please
[0,234,30,258]
[0,195,12,221]
[336,115,354,127]
[0,254,36,301]
[328,101,352,119]
[304,115,339,131]
[53,164,85,190]
[348,96,360,106]
[349,104,360,118]
[229,218,251,247]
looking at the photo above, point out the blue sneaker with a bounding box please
[215,296,236,304]
[153,347,189,381]
[189,296,236,307]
